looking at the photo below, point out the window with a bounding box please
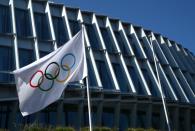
[85,24,101,49]
[152,113,160,129]
[128,66,145,95]
[102,110,114,128]
[0,5,11,33]
[100,27,115,53]
[136,111,147,128]
[166,74,182,101]
[0,106,9,128]
[127,35,142,58]
[96,60,114,89]
[114,31,129,55]
[112,63,129,92]
[87,59,97,87]
[15,9,32,37]
[52,16,69,46]
[142,69,158,97]
[34,13,51,40]
[0,46,14,83]
[68,20,80,36]
[119,111,130,131]
[19,49,35,67]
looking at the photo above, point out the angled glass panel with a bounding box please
[96,60,114,90]
[87,59,97,87]
[127,35,142,58]
[68,20,80,36]
[15,9,32,37]
[165,73,182,101]
[0,5,11,33]
[52,16,69,46]
[100,27,115,53]
[127,66,145,95]
[114,31,129,55]
[34,13,51,41]
[19,49,35,67]
[141,69,158,97]
[0,46,14,83]
[112,63,129,92]
[85,24,101,50]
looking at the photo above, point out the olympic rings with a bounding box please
[56,64,70,83]
[61,53,75,71]
[29,70,44,88]
[29,53,76,92]
[45,62,60,80]
[38,74,54,91]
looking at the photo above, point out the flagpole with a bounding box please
[86,76,92,131]
[149,35,171,131]
[82,25,93,131]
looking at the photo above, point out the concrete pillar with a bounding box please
[130,103,137,128]
[184,108,191,131]
[8,101,17,131]
[114,102,120,129]
[160,106,166,131]
[146,104,152,128]
[173,107,179,131]
[96,102,103,127]
[57,100,64,126]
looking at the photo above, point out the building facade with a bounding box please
[0,0,195,130]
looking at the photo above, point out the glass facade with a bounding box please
[96,60,114,89]
[85,24,101,50]
[128,66,145,95]
[15,9,32,37]
[0,46,14,83]
[52,16,69,46]
[100,27,115,53]
[34,13,51,40]
[19,49,35,68]
[0,5,11,33]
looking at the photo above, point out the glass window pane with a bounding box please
[112,63,129,92]
[87,59,97,87]
[114,31,129,55]
[0,5,11,33]
[0,46,14,83]
[127,66,145,95]
[34,13,51,40]
[85,24,101,50]
[68,20,80,36]
[102,111,114,128]
[19,49,35,67]
[96,60,114,90]
[142,69,158,97]
[52,16,69,46]
[100,28,115,53]
[15,9,31,37]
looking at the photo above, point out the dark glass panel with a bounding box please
[15,9,32,37]
[52,16,69,46]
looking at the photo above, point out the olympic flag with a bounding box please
[13,28,87,116]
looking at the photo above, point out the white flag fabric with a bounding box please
[13,29,87,116]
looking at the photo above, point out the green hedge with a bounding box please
[81,127,112,131]
[126,128,158,131]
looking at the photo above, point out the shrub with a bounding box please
[126,128,145,131]
[22,124,52,131]
[55,127,75,131]
[81,127,112,131]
